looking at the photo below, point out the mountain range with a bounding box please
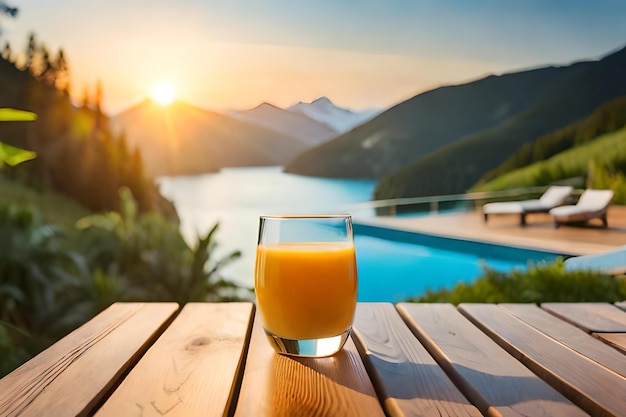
[285,44,626,200]
[112,97,379,177]
[111,100,307,178]
[229,102,337,146]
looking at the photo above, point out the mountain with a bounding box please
[112,100,307,178]
[287,97,379,134]
[230,102,337,146]
[374,45,626,199]
[284,44,626,199]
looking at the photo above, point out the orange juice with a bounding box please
[255,242,357,340]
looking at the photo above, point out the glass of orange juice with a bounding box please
[254,214,358,357]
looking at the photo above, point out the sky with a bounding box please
[2,0,626,115]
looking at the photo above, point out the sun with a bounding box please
[150,83,176,106]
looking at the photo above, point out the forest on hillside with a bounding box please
[470,96,626,204]
[0,32,167,215]
[476,96,626,186]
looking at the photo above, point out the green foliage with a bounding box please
[0,203,83,375]
[0,175,90,226]
[587,160,626,203]
[0,189,243,376]
[408,259,626,304]
[76,188,243,304]
[0,108,37,168]
[0,141,36,168]
[471,127,626,203]
[0,108,37,122]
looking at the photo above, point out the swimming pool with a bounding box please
[353,223,562,302]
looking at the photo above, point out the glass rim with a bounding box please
[260,214,352,219]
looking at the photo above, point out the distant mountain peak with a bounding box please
[287,97,380,133]
[230,101,337,146]
[253,102,282,111]
[312,96,332,105]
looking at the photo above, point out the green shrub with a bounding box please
[0,188,243,376]
[407,259,626,304]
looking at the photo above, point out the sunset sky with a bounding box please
[3,0,626,115]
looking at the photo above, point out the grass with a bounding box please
[472,127,626,195]
[0,175,90,226]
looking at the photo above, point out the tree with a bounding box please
[1,41,11,61]
[54,48,70,93]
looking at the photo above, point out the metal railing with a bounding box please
[344,185,572,216]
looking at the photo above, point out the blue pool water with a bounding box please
[354,223,562,302]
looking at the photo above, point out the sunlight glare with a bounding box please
[151,83,176,106]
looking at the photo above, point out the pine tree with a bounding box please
[1,41,11,61]
[54,48,70,93]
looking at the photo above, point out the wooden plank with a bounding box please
[614,301,626,312]
[234,313,385,417]
[0,302,178,417]
[352,303,481,417]
[397,303,586,417]
[460,303,626,417]
[95,302,253,417]
[500,303,626,377]
[541,302,626,333]
[593,333,626,355]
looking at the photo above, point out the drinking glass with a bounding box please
[254,215,358,357]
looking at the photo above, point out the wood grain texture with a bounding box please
[593,333,626,355]
[0,302,179,417]
[541,302,626,333]
[460,303,626,417]
[397,303,586,417]
[234,313,385,417]
[352,303,481,417]
[500,303,626,377]
[95,302,254,417]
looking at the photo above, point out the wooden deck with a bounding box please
[2,301,626,416]
[356,205,626,256]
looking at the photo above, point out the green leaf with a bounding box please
[0,142,37,167]
[0,108,37,122]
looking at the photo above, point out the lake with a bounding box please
[158,166,376,289]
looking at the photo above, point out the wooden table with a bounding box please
[2,301,625,417]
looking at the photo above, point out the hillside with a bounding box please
[476,96,626,186]
[112,100,308,177]
[373,44,626,199]
[471,127,626,202]
[230,102,337,146]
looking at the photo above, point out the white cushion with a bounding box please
[483,202,524,214]
[549,189,614,217]
[539,185,574,207]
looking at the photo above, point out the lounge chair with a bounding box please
[564,245,626,275]
[549,189,613,228]
[482,185,573,226]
